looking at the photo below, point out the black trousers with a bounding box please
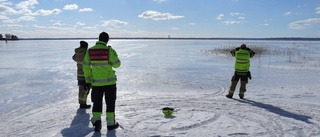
[91,85,117,113]
[232,72,249,83]
[229,71,250,94]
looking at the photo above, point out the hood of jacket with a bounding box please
[75,47,87,53]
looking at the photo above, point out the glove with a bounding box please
[230,50,236,57]
[84,83,91,91]
[247,71,252,80]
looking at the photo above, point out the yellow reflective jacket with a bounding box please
[72,47,87,81]
[83,41,121,86]
[231,47,255,72]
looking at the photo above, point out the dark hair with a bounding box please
[99,32,109,43]
[80,41,88,49]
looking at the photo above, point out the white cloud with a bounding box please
[154,0,168,3]
[138,10,184,20]
[265,19,272,22]
[50,20,63,26]
[1,0,57,16]
[216,14,224,20]
[258,23,269,26]
[0,4,18,15]
[230,12,244,16]
[74,22,85,27]
[33,8,62,16]
[284,12,292,16]
[53,22,62,26]
[76,22,85,26]
[79,8,93,12]
[217,12,244,24]
[316,7,320,14]
[18,8,34,15]
[2,24,23,27]
[2,19,20,24]
[19,15,35,21]
[33,24,46,29]
[101,20,128,28]
[63,4,78,10]
[0,15,9,20]
[16,0,38,10]
[223,20,241,25]
[289,18,320,30]
[0,0,12,6]
[83,26,98,30]
[258,19,271,27]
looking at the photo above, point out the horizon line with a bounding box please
[16,37,320,41]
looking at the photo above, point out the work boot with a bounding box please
[226,93,233,99]
[93,120,102,132]
[239,81,246,99]
[80,104,91,109]
[107,122,119,130]
[239,93,244,99]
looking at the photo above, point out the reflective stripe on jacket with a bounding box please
[231,48,255,72]
[83,41,121,86]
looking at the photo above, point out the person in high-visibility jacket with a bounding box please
[226,44,255,99]
[72,41,91,109]
[83,32,121,131]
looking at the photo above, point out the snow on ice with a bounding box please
[0,39,320,137]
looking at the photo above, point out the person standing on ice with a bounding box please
[72,41,91,109]
[83,32,121,131]
[226,44,255,99]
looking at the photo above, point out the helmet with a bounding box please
[162,107,174,116]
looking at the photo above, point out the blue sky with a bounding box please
[0,0,320,38]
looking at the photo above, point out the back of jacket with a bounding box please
[231,48,255,72]
[72,47,87,81]
[83,41,121,86]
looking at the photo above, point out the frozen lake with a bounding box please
[0,39,320,136]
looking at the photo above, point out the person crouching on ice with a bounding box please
[83,32,121,132]
[72,41,91,109]
[226,44,255,99]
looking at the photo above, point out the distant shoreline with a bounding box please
[3,37,320,41]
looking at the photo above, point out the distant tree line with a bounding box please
[0,33,19,40]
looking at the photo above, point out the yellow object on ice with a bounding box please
[162,107,174,116]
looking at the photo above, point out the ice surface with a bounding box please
[0,39,319,137]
